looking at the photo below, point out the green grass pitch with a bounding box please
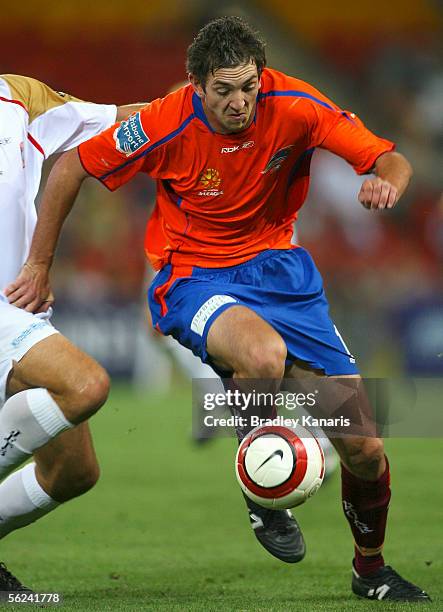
[1,384,441,611]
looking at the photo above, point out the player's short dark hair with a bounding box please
[186,16,266,86]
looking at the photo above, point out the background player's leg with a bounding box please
[0,334,109,479]
[0,423,98,538]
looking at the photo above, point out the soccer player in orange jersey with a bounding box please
[9,17,430,601]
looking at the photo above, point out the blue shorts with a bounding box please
[148,248,358,376]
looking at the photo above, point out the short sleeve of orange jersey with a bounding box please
[308,102,395,174]
[78,103,165,191]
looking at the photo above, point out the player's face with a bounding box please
[191,63,260,134]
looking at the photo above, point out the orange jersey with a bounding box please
[78,68,394,270]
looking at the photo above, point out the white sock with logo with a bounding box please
[0,462,59,538]
[0,388,73,479]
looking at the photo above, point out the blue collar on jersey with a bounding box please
[192,91,259,134]
[192,92,215,133]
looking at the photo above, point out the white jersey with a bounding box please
[0,74,117,291]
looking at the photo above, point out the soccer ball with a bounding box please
[235,425,325,509]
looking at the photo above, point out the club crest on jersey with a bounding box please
[198,168,223,196]
[113,113,150,157]
[261,145,294,174]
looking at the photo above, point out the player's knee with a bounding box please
[344,437,385,479]
[71,462,100,497]
[67,366,110,423]
[56,461,101,502]
[245,337,286,379]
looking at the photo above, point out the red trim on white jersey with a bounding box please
[0,96,28,112]
[0,96,44,156]
[27,133,45,157]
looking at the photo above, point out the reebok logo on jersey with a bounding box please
[113,112,150,157]
[221,141,254,154]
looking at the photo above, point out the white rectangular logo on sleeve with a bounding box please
[191,295,237,336]
[113,112,150,157]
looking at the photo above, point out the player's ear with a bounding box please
[189,73,204,98]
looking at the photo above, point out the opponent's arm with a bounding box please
[358,151,413,211]
[5,149,89,312]
[116,103,146,121]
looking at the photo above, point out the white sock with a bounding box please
[0,388,73,479]
[0,462,59,539]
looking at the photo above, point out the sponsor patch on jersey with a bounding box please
[191,295,237,336]
[113,112,150,157]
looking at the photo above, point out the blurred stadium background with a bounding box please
[1,2,442,608]
[3,0,442,380]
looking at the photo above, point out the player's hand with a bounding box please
[358,177,398,210]
[4,262,54,313]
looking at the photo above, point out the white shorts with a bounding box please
[0,292,59,407]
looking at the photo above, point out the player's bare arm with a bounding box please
[358,151,413,211]
[116,103,146,121]
[5,149,89,312]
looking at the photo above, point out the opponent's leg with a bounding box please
[0,422,99,540]
[207,305,305,563]
[7,333,110,421]
[1,334,109,479]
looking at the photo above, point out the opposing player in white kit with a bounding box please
[0,74,143,592]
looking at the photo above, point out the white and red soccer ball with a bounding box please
[235,425,325,509]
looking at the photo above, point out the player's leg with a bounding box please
[0,423,99,594]
[285,363,429,601]
[207,304,287,381]
[334,427,429,600]
[7,332,109,422]
[1,333,109,479]
[206,304,305,563]
[0,305,108,592]
[0,422,98,539]
[280,366,339,481]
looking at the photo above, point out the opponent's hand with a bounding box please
[4,262,54,313]
[358,177,398,210]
